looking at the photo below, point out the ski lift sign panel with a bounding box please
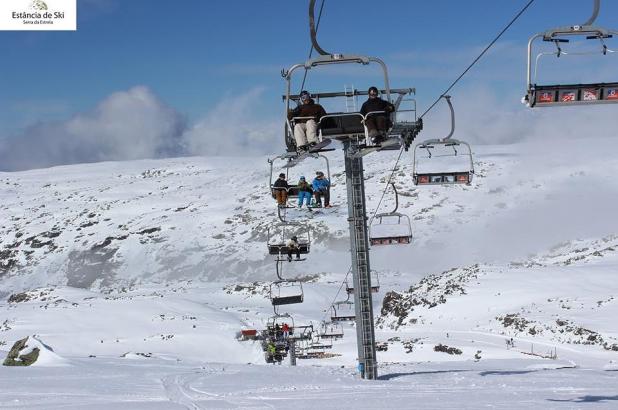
[582,88,600,101]
[536,90,556,104]
[605,87,618,100]
[558,89,578,103]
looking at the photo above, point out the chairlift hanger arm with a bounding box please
[309,0,329,56]
[442,95,455,142]
[390,183,399,214]
[584,0,600,27]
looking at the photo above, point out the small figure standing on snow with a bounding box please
[287,236,301,261]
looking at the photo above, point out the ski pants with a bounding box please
[365,116,390,138]
[274,189,288,205]
[288,247,300,260]
[298,191,311,206]
[294,120,318,147]
[314,189,330,207]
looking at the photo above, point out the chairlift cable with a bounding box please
[300,0,327,93]
[320,266,352,323]
[369,146,405,225]
[419,0,537,120]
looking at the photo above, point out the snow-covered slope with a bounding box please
[1,136,618,408]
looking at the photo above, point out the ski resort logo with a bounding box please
[30,0,48,11]
[607,88,618,100]
[0,0,76,31]
[582,89,599,101]
[560,91,576,103]
[538,92,554,103]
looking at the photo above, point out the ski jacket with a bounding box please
[286,239,300,249]
[297,180,312,193]
[312,177,330,192]
[273,178,289,189]
[288,99,327,123]
[360,98,395,117]
[282,324,290,332]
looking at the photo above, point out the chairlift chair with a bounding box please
[289,324,314,341]
[330,299,356,322]
[309,335,333,351]
[369,183,412,246]
[524,0,618,107]
[346,270,380,294]
[282,53,422,153]
[319,321,344,339]
[270,281,304,306]
[412,96,474,186]
[267,222,311,257]
[266,313,295,334]
[267,153,331,199]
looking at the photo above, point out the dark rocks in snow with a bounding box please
[135,227,161,235]
[0,249,19,276]
[433,343,462,355]
[3,337,39,366]
[378,265,480,329]
[497,314,532,333]
[7,292,31,303]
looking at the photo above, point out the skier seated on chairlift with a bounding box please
[267,341,277,361]
[312,171,331,208]
[287,235,301,261]
[297,176,313,208]
[287,90,327,151]
[360,86,395,144]
[282,322,290,339]
[273,173,290,208]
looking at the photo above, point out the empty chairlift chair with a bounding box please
[346,270,380,294]
[330,299,356,322]
[319,321,344,339]
[270,281,304,306]
[309,333,333,351]
[524,0,618,107]
[369,183,412,246]
[412,96,474,185]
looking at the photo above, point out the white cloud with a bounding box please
[181,87,281,157]
[0,86,185,171]
[0,86,285,172]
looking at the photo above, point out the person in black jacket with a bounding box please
[288,91,327,150]
[360,86,395,144]
[272,173,289,207]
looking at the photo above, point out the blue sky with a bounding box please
[1,0,618,170]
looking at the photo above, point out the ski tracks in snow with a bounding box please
[163,371,274,410]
